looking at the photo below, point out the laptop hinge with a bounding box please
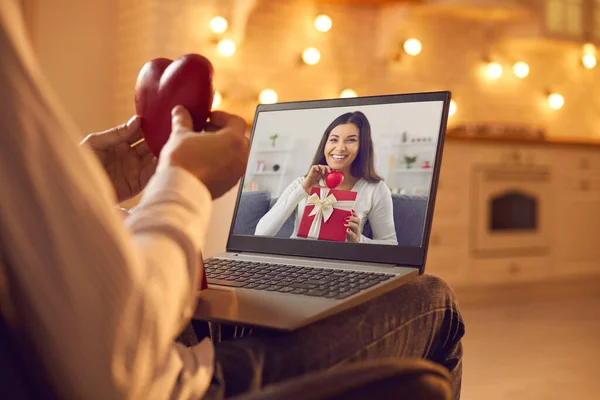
[221,251,415,270]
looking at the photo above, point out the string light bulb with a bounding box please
[583,43,596,55]
[217,39,236,56]
[340,89,357,98]
[212,91,222,109]
[403,38,422,56]
[259,89,278,104]
[449,100,457,116]
[302,47,321,65]
[582,54,597,69]
[512,61,530,78]
[314,15,332,32]
[210,16,228,34]
[486,62,503,79]
[582,43,596,69]
[547,93,564,110]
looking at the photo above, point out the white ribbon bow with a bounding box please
[306,188,355,239]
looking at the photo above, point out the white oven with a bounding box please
[471,164,553,257]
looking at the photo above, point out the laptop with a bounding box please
[194,91,451,331]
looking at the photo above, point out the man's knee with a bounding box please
[402,274,461,312]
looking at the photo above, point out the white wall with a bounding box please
[244,100,445,197]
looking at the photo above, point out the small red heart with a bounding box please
[134,54,215,157]
[325,171,345,189]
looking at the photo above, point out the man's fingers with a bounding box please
[133,139,152,157]
[206,111,232,129]
[203,122,218,132]
[140,153,158,169]
[207,111,247,135]
[126,124,144,145]
[87,116,141,149]
[171,105,194,134]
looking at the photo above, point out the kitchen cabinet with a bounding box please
[425,142,470,285]
[551,146,600,277]
[469,256,555,286]
[553,196,600,276]
[426,221,469,286]
[424,138,600,289]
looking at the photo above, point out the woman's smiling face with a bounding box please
[324,123,360,173]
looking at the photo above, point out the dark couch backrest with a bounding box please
[232,191,272,235]
[362,194,428,247]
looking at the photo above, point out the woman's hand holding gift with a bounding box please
[345,210,361,243]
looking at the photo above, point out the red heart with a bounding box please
[325,171,345,189]
[134,54,215,157]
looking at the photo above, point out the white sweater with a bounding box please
[254,177,399,245]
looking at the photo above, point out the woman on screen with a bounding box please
[254,111,398,245]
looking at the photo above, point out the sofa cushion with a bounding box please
[363,194,428,247]
[232,191,272,235]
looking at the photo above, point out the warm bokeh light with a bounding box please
[210,16,228,34]
[583,43,596,55]
[212,91,222,109]
[340,89,357,98]
[302,47,321,65]
[314,15,332,32]
[512,61,530,78]
[548,93,564,110]
[403,38,422,56]
[486,62,503,79]
[259,89,278,104]
[217,39,236,56]
[449,99,457,116]
[582,54,597,69]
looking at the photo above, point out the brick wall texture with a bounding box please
[114,0,600,139]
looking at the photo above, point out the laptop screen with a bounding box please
[227,92,450,268]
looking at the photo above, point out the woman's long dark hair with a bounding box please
[310,111,382,183]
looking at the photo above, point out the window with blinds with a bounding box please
[545,0,584,38]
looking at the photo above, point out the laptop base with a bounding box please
[194,252,418,331]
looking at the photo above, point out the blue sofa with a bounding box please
[232,191,428,247]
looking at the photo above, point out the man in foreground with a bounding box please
[0,1,464,399]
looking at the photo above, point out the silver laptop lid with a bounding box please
[226,91,451,274]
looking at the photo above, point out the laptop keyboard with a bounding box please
[204,258,395,300]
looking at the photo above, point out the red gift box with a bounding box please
[297,187,357,242]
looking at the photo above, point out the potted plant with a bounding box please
[269,133,280,148]
[404,154,418,169]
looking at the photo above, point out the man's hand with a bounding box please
[160,106,249,199]
[81,116,157,203]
